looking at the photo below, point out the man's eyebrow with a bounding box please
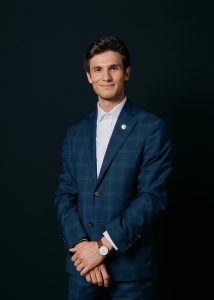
[91,64,121,69]
[109,64,121,67]
[91,66,101,69]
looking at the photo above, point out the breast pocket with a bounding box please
[118,148,139,154]
[114,147,142,167]
[117,145,142,155]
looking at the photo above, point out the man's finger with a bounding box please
[76,263,85,272]
[74,258,81,267]
[71,253,78,262]
[101,270,109,288]
[80,266,90,276]
[85,274,92,283]
[69,248,77,253]
[94,268,103,287]
[89,270,97,285]
[100,264,109,287]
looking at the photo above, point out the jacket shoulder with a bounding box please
[66,110,96,136]
[127,101,167,127]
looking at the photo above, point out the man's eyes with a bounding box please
[111,66,119,70]
[94,66,119,72]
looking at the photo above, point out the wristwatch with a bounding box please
[97,239,109,256]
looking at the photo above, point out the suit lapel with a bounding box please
[96,101,137,187]
[83,110,97,185]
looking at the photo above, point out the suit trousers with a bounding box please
[67,274,157,300]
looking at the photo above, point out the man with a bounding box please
[55,36,172,299]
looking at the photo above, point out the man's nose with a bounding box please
[103,70,112,81]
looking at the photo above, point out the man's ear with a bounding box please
[86,72,92,84]
[124,67,131,81]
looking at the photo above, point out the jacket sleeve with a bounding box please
[55,127,88,249]
[105,119,172,254]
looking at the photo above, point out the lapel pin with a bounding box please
[121,124,126,130]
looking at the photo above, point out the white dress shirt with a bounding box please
[96,97,127,250]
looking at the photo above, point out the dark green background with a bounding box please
[1,1,212,299]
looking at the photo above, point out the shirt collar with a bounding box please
[97,97,127,123]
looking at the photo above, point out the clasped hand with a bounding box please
[69,241,109,287]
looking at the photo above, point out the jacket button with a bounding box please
[94,191,100,197]
[89,221,94,227]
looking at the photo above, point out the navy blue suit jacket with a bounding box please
[55,100,172,281]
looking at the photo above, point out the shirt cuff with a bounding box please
[103,230,118,251]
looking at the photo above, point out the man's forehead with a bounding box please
[89,50,123,67]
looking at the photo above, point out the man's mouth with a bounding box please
[100,84,114,87]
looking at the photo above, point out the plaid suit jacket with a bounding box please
[55,100,172,281]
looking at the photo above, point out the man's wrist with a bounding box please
[95,236,114,257]
[96,239,109,256]
[103,231,118,250]
[101,236,113,251]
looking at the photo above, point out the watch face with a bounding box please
[99,245,108,256]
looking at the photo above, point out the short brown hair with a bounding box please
[84,36,131,73]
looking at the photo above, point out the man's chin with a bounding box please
[100,97,115,101]
[98,94,119,102]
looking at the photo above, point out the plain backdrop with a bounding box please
[1,1,213,299]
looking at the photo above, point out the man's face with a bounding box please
[86,50,131,103]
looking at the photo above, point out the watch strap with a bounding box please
[96,239,103,248]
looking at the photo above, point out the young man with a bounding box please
[55,36,172,299]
